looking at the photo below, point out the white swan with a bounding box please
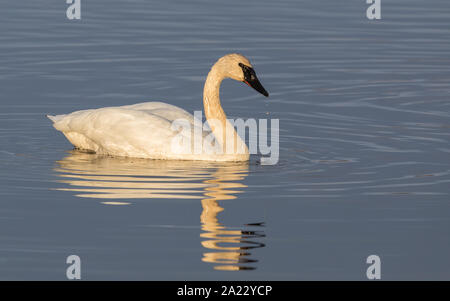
[47,53,269,161]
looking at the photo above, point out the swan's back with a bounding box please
[47,102,207,159]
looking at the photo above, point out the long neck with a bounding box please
[203,67,227,130]
[203,66,248,155]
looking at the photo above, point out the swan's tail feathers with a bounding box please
[46,114,64,123]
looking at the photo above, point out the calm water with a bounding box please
[1,0,449,280]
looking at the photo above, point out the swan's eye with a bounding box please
[239,63,255,82]
[239,62,250,71]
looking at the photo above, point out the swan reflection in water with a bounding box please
[54,150,265,270]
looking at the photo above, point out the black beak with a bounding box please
[239,63,269,97]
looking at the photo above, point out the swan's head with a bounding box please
[215,53,269,97]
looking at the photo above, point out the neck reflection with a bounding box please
[54,150,265,270]
[200,166,265,270]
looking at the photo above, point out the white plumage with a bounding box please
[47,54,268,161]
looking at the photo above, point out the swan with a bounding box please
[47,53,269,161]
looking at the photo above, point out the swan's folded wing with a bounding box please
[52,107,182,157]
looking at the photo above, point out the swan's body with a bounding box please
[48,54,268,161]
